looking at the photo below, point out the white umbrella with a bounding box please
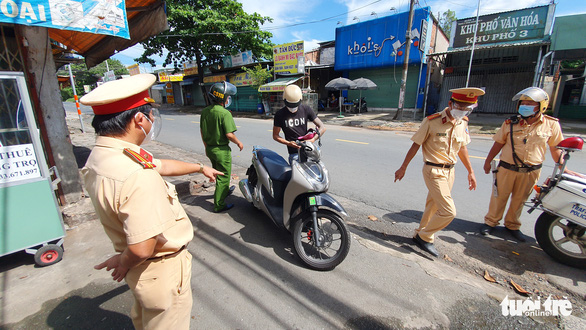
[325,77,357,117]
[352,78,377,113]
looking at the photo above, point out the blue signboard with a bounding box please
[335,7,430,71]
[0,0,129,39]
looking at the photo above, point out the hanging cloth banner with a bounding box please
[0,0,130,39]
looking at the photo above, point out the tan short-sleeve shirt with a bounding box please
[411,108,471,165]
[81,137,193,257]
[493,114,563,166]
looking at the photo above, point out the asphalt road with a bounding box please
[149,106,586,241]
[39,102,585,329]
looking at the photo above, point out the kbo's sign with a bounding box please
[450,5,554,49]
[335,7,430,71]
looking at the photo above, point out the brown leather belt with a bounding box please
[147,245,186,262]
[499,161,542,173]
[425,161,454,169]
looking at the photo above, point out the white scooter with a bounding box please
[239,132,350,271]
[527,137,586,269]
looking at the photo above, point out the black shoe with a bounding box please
[506,228,526,242]
[412,234,439,257]
[214,203,234,213]
[479,224,494,236]
[227,185,235,196]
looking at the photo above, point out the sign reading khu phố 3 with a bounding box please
[450,5,553,49]
[0,0,130,39]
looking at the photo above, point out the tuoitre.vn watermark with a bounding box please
[501,295,572,317]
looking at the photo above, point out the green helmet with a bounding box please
[209,81,237,104]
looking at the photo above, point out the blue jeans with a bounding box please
[288,153,299,165]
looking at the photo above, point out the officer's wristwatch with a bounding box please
[197,162,204,173]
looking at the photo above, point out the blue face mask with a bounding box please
[518,105,537,117]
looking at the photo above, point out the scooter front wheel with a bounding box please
[292,210,350,271]
[535,212,586,269]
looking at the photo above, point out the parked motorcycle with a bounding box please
[353,97,367,113]
[239,132,350,271]
[527,136,586,269]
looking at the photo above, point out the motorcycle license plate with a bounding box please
[309,196,317,206]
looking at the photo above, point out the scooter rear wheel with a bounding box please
[292,210,350,271]
[535,212,586,269]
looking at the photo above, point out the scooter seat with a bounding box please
[256,149,292,182]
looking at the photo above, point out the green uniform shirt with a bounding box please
[200,104,237,147]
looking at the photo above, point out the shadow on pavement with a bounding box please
[379,209,586,287]
[4,282,132,329]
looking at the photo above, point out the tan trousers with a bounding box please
[125,250,193,330]
[484,167,541,230]
[415,165,456,243]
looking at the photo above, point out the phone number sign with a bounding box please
[0,144,41,184]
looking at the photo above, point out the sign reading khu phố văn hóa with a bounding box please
[0,0,130,39]
[450,5,553,49]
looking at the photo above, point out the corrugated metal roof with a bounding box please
[428,40,550,57]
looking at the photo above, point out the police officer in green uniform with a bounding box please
[200,81,244,212]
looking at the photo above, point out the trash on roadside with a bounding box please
[483,270,497,283]
[512,251,520,255]
[367,215,378,221]
[443,254,453,262]
[510,280,531,295]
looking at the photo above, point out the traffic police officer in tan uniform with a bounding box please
[479,87,582,241]
[395,87,484,257]
[80,74,222,329]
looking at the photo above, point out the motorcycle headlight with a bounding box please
[298,161,329,191]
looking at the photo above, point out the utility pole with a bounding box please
[393,0,416,121]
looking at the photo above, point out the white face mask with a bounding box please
[450,109,470,121]
[287,106,298,113]
[136,110,161,145]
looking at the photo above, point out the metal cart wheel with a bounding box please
[34,244,64,267]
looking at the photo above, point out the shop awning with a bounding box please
[49,0,168,68]
[180,78,196,86]
[259,77,303,92]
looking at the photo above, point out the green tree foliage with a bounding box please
[241,64,273,101]
[57,59,129,97]
[439,10,457,37]
[241,64,272,90]
[135,0,274,104]
[561,60,584,70]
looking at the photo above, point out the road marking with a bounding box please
[470,155,487,160]
[237,126,241,128]
[191,121,199,124]
[164,118,175,121]
[335,139,369,145]
[267,130,273,132]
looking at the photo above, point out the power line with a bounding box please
[158,0,383,37]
